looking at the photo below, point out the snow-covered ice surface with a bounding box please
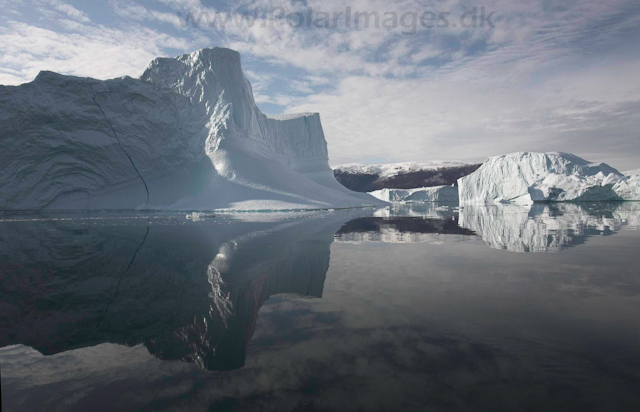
[459,202,640,252]
[0,48,384,211]
[369,185,458,203]
[457,152,636,205]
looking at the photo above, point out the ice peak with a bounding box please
[32,70,84,85]
[188,47,241,62]
[34,70,62,81]
[141,46,256,132]
[144,47,242,72]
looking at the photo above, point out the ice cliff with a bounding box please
[0,48,383,211]
[458,152,638,205]
[369,185,458,203]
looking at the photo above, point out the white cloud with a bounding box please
[38,0,91,23]
[286,63,640,168]
[0,18,206,85]
[0,0,639,168]
[110,0,185,29]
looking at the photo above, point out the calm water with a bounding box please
[1,203,640,411]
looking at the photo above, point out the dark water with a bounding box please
[1,203,640,411]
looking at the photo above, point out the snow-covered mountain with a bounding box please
[0,48,384,211]
[369,185,459,203]
[333,162,480,192]
[458,152,635,205]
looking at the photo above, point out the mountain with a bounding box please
[0,48,384,211]
[457,152,632,205]
[333,162,481,192]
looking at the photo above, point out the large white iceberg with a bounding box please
[457,152,634,205]
[0,48,384,211]
[369,185,458,203]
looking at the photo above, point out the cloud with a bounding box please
[38,0,91,23]
[0,17,207,85]
[110,0,185,29]
[287,65,640,167]
[0,0,639,168]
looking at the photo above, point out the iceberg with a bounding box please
[457,152,630,205]
[612,168,640,201]
[0,48,384,211]
[369,185,459,203]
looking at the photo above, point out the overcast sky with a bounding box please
[1,0,639,169]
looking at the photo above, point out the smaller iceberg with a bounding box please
[457,152,633,205]
[369,185,458,203]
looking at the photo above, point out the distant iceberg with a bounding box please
[457,152,637,205]
[369,185,458,203]
[0,48,383,211]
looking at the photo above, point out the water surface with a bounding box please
[1,203,640,411]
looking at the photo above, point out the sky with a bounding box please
[1,0,640,170]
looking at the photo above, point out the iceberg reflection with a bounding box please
[1,202,638,374]
[334,202,475,244]
[459,202,640,253]
[0,210,363,371]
